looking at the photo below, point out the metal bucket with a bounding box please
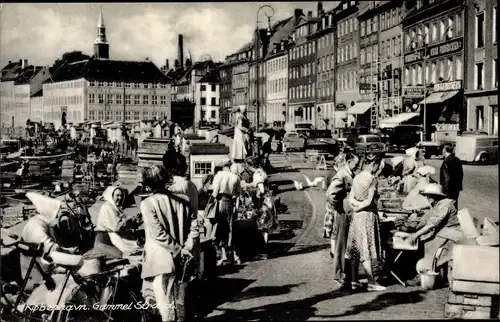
[418,247,445,290]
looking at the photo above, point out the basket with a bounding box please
[379,198,403,210]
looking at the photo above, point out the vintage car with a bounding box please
[282,131,305,152]
[454,135,498,164]
[354,134,386,156]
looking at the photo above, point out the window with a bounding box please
[211,110,216,119]
[455,55,463,80]
[360,48,366,64]
[456,13,462,36]
[211,84,216,91]
[134,111,140,120]
[134,83,140,88]
[98,94,104,104]
[476,106,484,130]
[381,13,385,30]
[447,16,454,39]
[476,12,485,48]
[142,95,149,104]
[107,94,113,104]
[88,93,95,104]
[98,81,105,87]
[125,111,132,121]
[201,85,206,91]
[160,96,166,105]
[194,162,212,176]
[392,8,396,27]
[97,111,104,120]
[397,35,402,56]
[89,81,95,87]
[360,21,365,36]
[476,62,484,89]
[367,18,372,34]
[493,59,497,88]
[201,97,206,105]
[124,95,131,105]
[152,95,158,105]
[424,24,430,45]
[373,16,378,32]
[431,22,437,42]
[211,97,216,106]
[115,111,123,121]
[431,61,437,83]
[417,64,423,84]
[447,57,454,81]
[134,95,140,105]
[125,82,131,88]
[493,7,497,43]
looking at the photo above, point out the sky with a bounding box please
[1,2,339,69]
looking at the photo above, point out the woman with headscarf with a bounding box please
[346,154,386,292]
[323,153,360,290]
[402,165,436,211]
[232,106,250,162]
[402,147,422,194]
[212,160,241,265]
[94,186,141,258]
[166,152,199,215]
[20,193,78,291]
[140,165,199,322]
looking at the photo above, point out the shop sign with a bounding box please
[336,103,347,111]
[404,38,463,64]
[403,86,425,98]
[433,80,462,92]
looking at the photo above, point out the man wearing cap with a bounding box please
[405,183,459,284]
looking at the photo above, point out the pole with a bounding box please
[423,50,427,141]
[256,28,260,131]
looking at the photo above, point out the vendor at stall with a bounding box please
[404,183,459,285]
[402,165,436,211]
[401,147,423,193]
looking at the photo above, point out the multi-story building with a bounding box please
[197,70,220,126]
[0,60,51,127]
[30,89,44,123]
[402,0,466,138]
[312,6,337,131]
[465,0,498,135]
[334,0,361,130]
[43,11,171,129]
[265,50,288,127]
[219,63,233,124]
[375,0,405,123]
[229,44,252,124]
[287,10,319,128]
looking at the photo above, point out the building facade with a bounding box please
[219,63,233,124]
[229,44,252,124]
[265,52,288,127]
[30,90,44,123]
[465,0,498,135]
[197,70,220,126]
[287,11,319,128]
[313,8,337,130]
[402,0,466,138]
[334,0,361,129]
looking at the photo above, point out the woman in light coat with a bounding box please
[94,186,141,258]
[402,147,422,193]
[232,106,250,162]
[140,165,199,322]
[402,165,436,211]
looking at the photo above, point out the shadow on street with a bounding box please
[230,283,304,303]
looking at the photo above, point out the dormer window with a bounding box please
[125,82,131,88]
[89,81,95,87]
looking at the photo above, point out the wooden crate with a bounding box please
[448,291,493,307]
[444,303,492,319]
[451,279,500,296]
[452,245,499,283]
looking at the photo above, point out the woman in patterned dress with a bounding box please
[323,153,360,289]
[346,154,386,292]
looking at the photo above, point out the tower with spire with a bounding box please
[93,6,109,59]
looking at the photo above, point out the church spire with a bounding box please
[93,5,109,59]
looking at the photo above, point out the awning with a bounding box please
[418,90,460,105]
[379,113,420,129]
[348,102,373,115]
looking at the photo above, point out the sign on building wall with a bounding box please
[403,86,426,98]
[433,80,462,92]
[404,38,463,64]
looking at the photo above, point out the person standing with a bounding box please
[232,106,250,162]
[212,161,241,265]
[140,165,199,322]
[401,147,422,193]
[323,153,360,290]
[440,145,463,210]
[346,154,386,292]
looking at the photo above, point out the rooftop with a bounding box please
[190,143,230,155]
[14,66,45,85]
[199,69,220,84]
[45,58,170,84]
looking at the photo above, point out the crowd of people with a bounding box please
[322,145,464,292]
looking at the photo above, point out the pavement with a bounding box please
[202,153,498,321]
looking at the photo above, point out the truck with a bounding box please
[417,123,459,159]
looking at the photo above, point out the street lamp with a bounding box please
[255,4,274,131]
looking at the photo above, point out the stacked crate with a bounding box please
[61,160,75,184]
[445,245,499,319]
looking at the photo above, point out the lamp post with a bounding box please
[255,5,274,131]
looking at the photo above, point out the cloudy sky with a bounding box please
[1,2,339,69]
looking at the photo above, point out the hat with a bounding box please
[26,192,62,223]
[406,147,420,158]
[390,156,405,167]
[420,183,446,198]
[78,256,106,277]
[416,165,436,177]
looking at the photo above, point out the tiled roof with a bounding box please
[1,62,19,72]
[175,61,218,86]
[45,58,170,84]
[190,143,230,155]
[198,69,219,84]
[1,65,23,81]
[14,66,45,85]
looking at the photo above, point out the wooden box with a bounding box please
[452,245,500,283]
[447,291,493,307]
[450,279,500,295]
[444,303,492,319]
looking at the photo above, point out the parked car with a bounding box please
[282,131,305,152]
[354,134,386,156]
[454,135,498,164]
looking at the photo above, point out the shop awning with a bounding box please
[379,113,420,129]
[348,102,373,115]
[418,90,460,105]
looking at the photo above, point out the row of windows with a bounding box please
[337,17,358,38]
[45,96,83,106]
[232,75,248,89]
[289,42,315,61]
[200,84,217,92]
[249,65,266,79]
[405,13,463,51]
[337,43,358,63]
[200,110,218,120]
[232,93,247,106]
[404,55,464,86]
[267,57,287,73]
[380,36,402,60]
[200,97,218,106]
[359,74,379,94]
[248,83,265,102]
[88,110,168,121]
[288,83,315,101]
[289,63,316,79]
[221,98,232,109]
[267,78,288,94]
[45,80,85,90]
[221,84,231,93]
[318,33,335,51]
[360,44,379,65]
[233,64,248,75]
[318,55,335,73]
[317,79,334,98]
[88,80,168,89]
[336,69,358,92]
[380,7,402,31]
[88,93,168,105]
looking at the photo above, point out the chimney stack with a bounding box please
[21,59,28,69]
[317,2,323,16]
[307,11,313,17]
[294,8,303,21]
[165,59,169,70]
[178,35,184,70]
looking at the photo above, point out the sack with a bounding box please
[204,196,218,219]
